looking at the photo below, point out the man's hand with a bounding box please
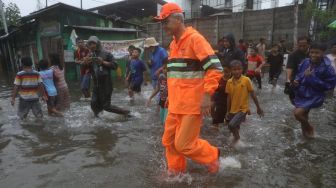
[201,93,212,117]
[42,95,48,102]
[304,68,313,77]
[10,98,15,106]
[257,107,264,117]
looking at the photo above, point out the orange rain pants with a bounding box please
[162,113,219,172]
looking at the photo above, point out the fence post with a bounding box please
[271,8,276,45]
[241,11,245,40]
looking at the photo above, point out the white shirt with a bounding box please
[326,54,336,71]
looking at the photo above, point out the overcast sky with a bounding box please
[3,0,293,16]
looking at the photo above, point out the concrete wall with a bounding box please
[141,5,310,50]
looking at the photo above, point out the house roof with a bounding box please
[21,2,140,27]
[64,25,140,32]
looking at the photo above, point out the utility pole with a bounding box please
[80,0,83,9]
[45,0,47,7]
[293,0,299,48]
[0,0,8,34]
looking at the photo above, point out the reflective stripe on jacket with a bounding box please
[168,27,223,114]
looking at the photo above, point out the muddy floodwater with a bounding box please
[0,71,335,188]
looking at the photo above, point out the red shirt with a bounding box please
[247,55,264,75]
[75,48,90,75]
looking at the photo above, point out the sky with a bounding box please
[3,0,293,17]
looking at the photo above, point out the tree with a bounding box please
[5,2,21,26]
[304,1,336,41]
[0,2,21,29]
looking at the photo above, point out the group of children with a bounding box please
[11,54,70,119]
[9,37,335,144]
[126,45,169,124]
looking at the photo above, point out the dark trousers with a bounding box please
[247,74,262,89]
[91,75,129,116]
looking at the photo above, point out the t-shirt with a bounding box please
[326,54,336,71]
[213,77,228,105]
[39,69,57,97]
[158,73,168,104]
[150,46,168,80]
[225,76,253,114]
[267,53,284,71]
[286,50,309,81]
[75,48,90,75]
[14,70,42,101]
[247,55,264,75]
[130,59,146,83]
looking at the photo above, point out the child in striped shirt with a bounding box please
[11,57,47,120]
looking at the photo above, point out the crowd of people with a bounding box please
[6,2,336,176]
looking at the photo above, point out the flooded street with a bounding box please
[0,71,335,188]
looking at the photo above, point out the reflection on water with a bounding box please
[0,72,335,188]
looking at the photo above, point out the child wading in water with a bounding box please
[11,57,47,120]
[247,46,265,89]
[293,43,336,138]
[38,60,63,117]
[226,60,264,146]
[211,65,231,127]
[147,65,168,125]
[126,48,146,102]
[267,44,284,87]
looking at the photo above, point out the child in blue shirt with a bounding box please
[126,48,146,101]
[293,43,336,138]
[39,60,63,117]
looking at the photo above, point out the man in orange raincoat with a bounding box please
[154,3,223,174]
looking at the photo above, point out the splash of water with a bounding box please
[219,156,242,170]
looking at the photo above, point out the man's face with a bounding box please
[331,45,336,54]
[132,50,140,58]
[88,42,97,51]
[149,46,155,53]
[223,38,231,48]
[309,48,324,63]
[77,41,84,49]
[162,16,180,36]
[231,65,243,78]
[271,46,279,53]
[297,40,309,53]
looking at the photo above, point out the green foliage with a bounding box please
[303,1,336,41]
[0,2,21,29]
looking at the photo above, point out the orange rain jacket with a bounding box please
[167,27,223,114]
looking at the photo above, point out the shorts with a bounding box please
[18,98,43,119]
[227,112,246,130]
[47,96,57,108]
[212,103,227,124]
[129,81,142,93]
[159,107,168,124]
[80,74,91,90]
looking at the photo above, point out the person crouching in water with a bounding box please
[85,36,130,117]
[38,60,63,117]
[226,60,264,146]
[211,65,231,127]
[293,43,336,138]
[126,48,146,102]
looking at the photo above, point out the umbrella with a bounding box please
[328,20,336,29]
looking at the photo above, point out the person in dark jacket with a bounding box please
[85,36,130,117]
[219,33,247,72]
[211,34,246,126]
[285,36,310,104]
[293,43,336,138]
